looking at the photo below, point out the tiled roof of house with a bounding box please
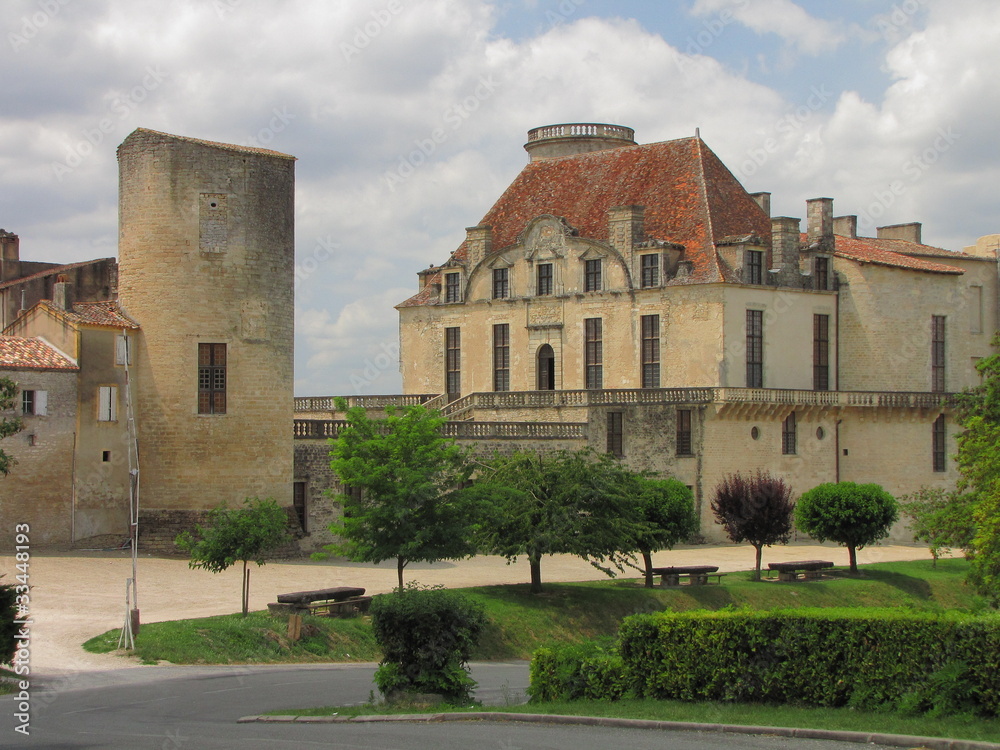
[399,136,770,307]
[122,128,297,160]
[36,300,141,329]
[830,236,964,275]
[0,336,77,370]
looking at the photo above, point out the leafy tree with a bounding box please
[900,487,976,565]
[795,482,898,574]
[710,471,795,581]
[472,449,650,594]
[175,497,291,615]
[327,401,477,590]
[0,377,24,476]
[954,333,1000,599]
[626,477,699,588]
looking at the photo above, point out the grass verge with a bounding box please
[267,699,1000,743]
[0,667,18,695]
[83,558,985,664]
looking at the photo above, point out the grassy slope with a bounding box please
[83,558,985,664]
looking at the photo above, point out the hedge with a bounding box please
[530,608,1000,716]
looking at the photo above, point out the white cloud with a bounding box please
[690,0,847,54]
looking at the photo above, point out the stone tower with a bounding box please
[116,128,295,521]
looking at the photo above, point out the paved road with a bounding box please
[0,663,904,750]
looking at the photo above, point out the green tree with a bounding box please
[710,471,795,581]
[900,487,976,565]
[795,481,898,573]
[472,449,648,594]
[175,497,291,615]
[0,377,24,476]
[954,333,1000,600]
[327,401,477,590]
[627,477,699,588]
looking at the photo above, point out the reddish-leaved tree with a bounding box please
[711,471,795,580]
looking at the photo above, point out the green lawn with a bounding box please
[83,558,985,664]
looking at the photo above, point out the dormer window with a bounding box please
[584,259,602,292]
[445,272,461,303]
[746,249,763,285]
[492,267,509,299]
[537,263,553,296]
[815,256,829,290]
[640,254,659,288]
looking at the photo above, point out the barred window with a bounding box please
[932,316,946,392]
[607,411,623,457]
[746,309,763,387]
[585,259,602,292]
[493,324,510,392]
[641,314,660,388]
[445,272,461,303]
[492,267,509,299]
[782,412,797,455]
[640,254,659,288]
[585,318,603,389]
[933,414,946,472]
[814,314,830,391]
[198,343,227,414]
[676,409,692,456]
[537,263,553,296]
[815,256,829,291]
[445,327,461,402]
[747,249,763,285]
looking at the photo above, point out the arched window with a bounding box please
[537,344,555,390]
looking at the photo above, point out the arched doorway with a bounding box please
[537,344,555,390]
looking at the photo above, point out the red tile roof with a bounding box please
[36,300,141,329]
[0,336,77,371]
[123,128,296,160]
[399,136,770,306]
[829,236,964,275]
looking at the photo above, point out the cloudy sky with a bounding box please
[4,0,998,396]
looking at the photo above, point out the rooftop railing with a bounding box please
[526,123,635,142]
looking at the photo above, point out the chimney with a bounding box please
[833,215,858,239]
[749,192,771,216]
[524,123,636,161]
[53,276,74,311]
[771,217,802,282]
[877,222,922,244]
[607,205,645,260]
[0,230,20,283]
[464,225,493,270]
[806,198,834,249]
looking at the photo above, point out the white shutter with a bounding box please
[98,386,117,421]
[35,390,47,416]
[115,335,131,365]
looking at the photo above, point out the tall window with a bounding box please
[607,411,623,457]
[585,259,602,292]
[676,409,692,456]
[931,315,946,392]
[492,267,509,299]
[445,327,461,402]
[746,309,763,387]
[641,314,660,388]
[813,314,830,391]
[21,390,46,416]
[445,272,460,303]
[815,257,829,291]
[970,285,983,334]
[98,386,118,422]
[640,254,659,288]
[115,334,132,365]
[537,263,553,295]
[293,481,307,531]
[537,344,555,390]
[782,412,797,455]
[585,318,603,389]
[198,343,227,415]
[493,324,510,392]
[747,249,763,285]
[932,414,946,472]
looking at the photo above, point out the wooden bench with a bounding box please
[766,560,834,582]
[649,565,724,587]
[268,586,371,618]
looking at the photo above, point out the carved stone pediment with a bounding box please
[520,215,577,261]
[578,246,607,261]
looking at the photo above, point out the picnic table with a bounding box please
[648,565,724,587]
[268,586,372,617]
[766,560,834,582]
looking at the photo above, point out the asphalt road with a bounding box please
[0,663,905,750]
